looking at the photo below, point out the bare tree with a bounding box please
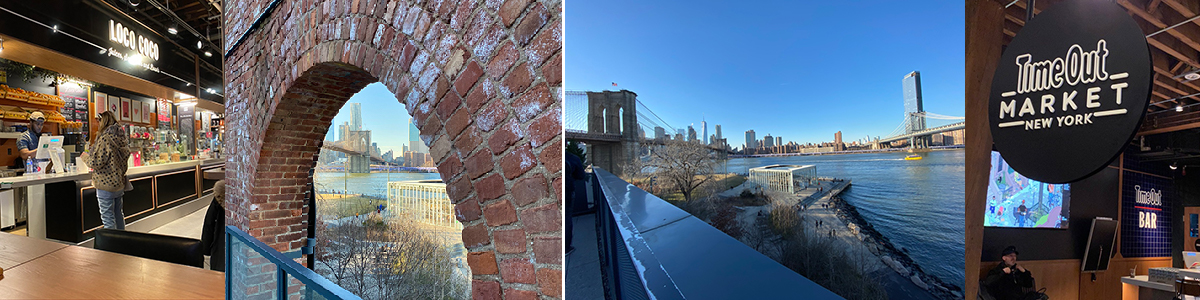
[645,140,719,203]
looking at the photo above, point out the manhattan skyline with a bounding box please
[328,82,414,157]
[565,0,965,148]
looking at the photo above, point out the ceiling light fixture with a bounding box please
[52,25,58,33]
[167,27,177,35]
[196,41,202,49]
[0,38,4,54]
[206,88,216,94]
[1178,105,1185,112]
[204,51,212,57]
[1171,162,1179,170]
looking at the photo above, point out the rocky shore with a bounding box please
[830,194,964,300]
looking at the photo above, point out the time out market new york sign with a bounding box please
[989,0,1151,184]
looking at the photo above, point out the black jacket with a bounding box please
[984,263,1035,300]
[200,198,225,271]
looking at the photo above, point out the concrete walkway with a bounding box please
[566,213,604,299]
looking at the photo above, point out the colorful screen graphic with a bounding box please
[985,151,1070,228]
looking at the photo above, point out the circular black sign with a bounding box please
[989,0,1152,184]
[1194,239,1200,252]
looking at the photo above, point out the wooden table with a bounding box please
[0,233,223,299]
[0,232,67,270]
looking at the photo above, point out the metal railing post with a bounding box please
[278,268,287,300]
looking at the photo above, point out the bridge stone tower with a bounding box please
[588,90,640,177]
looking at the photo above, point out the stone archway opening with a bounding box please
[224,1,564,298]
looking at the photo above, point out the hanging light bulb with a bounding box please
[1178,105,1185,112]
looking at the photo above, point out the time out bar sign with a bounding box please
[989,0,1151,184]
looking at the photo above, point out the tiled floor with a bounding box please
[147,205,207,240]
[145,204,212,269]
[566,213,603,299]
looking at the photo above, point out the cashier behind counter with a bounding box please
[17,112,46,165]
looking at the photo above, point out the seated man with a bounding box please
[985,246,1044,300]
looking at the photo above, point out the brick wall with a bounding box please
[224,0,563,298]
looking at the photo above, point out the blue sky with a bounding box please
[331,83,412,155]
[565,1,965,148]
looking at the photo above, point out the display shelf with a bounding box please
[0,132,23,139]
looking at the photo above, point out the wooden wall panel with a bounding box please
[967,0,1007,298]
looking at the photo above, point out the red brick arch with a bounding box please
[224,0,563,298]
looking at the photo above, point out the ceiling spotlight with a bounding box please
[99,48,107,54]
[204,51,212,57]
[1171,162,1179,170]
[52,25,58,33]
[167,27,177,35]
[1178,69,1200,82]
[186,83,192,86]
[206,88,216,94]
[1178,105,1185,112]
[196,41,202,49]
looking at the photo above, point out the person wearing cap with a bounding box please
[984,246,1040,300]
[17,111,46,163]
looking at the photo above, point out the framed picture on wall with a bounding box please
[131,100,142,123]
[141,100,151,122]
[120,97,131,122]
[94,91,108,114]
[107,95,119,114]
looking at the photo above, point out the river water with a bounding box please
[725,150,965,290]
[313,171,443,196]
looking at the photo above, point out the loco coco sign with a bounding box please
[989,0,1151,184]
[108,19,160,70]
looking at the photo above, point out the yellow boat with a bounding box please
[904,154,923,160]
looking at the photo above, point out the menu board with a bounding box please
[57,82,90,133]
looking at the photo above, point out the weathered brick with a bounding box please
[462,223,491,248]
[475,99,509,132]
[475,174,507,201]
[542,52,562,86]
[455,61,484,96]
[493,228,527,254]
[534,236,562,265]
[498,0,531,27]
[537,268,562,298]
[512,83,554,122]
[455,196,482,222]
[436,154,463,181]
[512,174,547,207]
[488,120,522,155]
[503,288,539,300]
[486,40,519,79]
[445,107,473,138]
[501,143,536,180]
[525,19,560,67]
[520,203,560,233]
[465,78,496,114]
[527,106,561,147]
[436,89,461,120]
[514,3,548,46]
[472,279,501,300]
[453,126,484,157]
[499,258,536,284]
[447,175,474,202]
[483,199,518,226]
[500,62,534,98]
[540,138,563,175]
[465,150,495,179]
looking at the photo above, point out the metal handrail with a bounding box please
[590,167,842,299]
[225,225,361,300]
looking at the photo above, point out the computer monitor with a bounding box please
[35,135,65,174]
[1184,252,1200,269]
[1082,217,1119,273]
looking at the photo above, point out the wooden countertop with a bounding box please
[0,232,223,299]
[0,159,224,188]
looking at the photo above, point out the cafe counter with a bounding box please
[4,158,224,243]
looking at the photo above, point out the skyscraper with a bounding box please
[701,120,708,145]
[776,137,782,149]
[654,126,666,141]
[349,103,363,131]
[835,131,844,151]
[687,125,697,142]
[903,71,926,133]
[763,134,774,149]
[715,125,722,141]
[745,130,756,152]
[677,129,686,136]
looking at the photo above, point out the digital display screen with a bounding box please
[986,151,1071,228]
